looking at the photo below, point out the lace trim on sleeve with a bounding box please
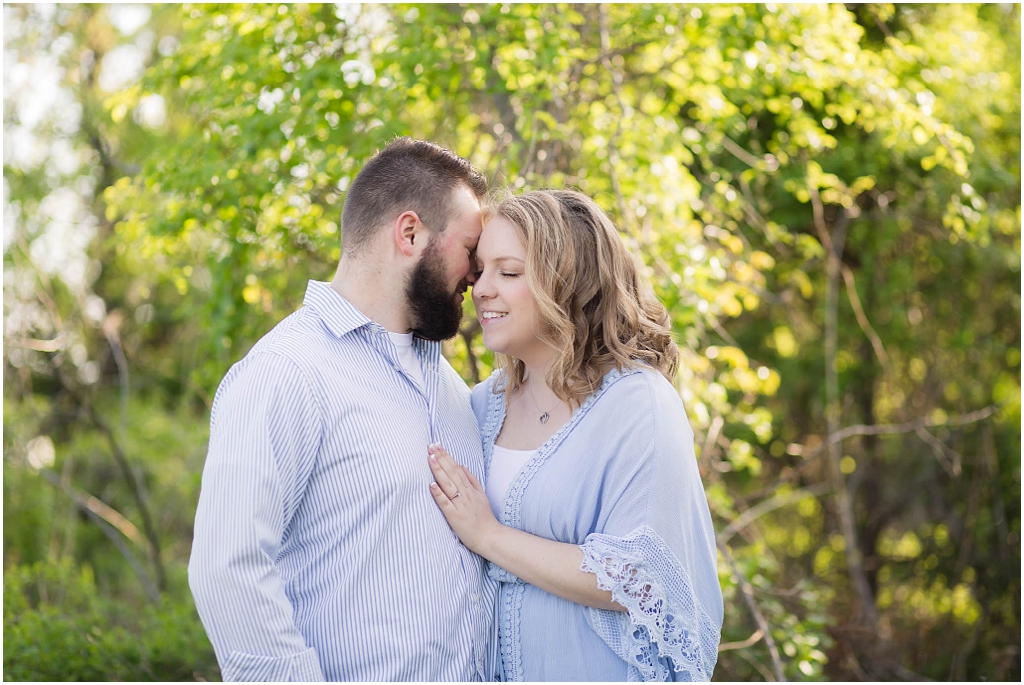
[580,526,720,682]
[487,560,524,585]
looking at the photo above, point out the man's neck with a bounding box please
[330,256,412,334]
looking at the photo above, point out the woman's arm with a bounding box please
[427,444,625,612]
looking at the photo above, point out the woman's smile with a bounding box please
[479,310,509,322]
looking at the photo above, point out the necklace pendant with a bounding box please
[539,412,550,424]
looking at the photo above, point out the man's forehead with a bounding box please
[461,201,484,236]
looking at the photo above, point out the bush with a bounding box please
[3,561,219,681]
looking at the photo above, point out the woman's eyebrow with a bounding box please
[483,255,525,264]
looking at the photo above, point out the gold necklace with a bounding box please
[526,378,560,425]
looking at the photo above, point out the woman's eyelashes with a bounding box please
[472,265,520,279]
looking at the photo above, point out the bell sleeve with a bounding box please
[578,372,723,681]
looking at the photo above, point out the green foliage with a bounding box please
[3,561,218,681]
[4,3,1019,681]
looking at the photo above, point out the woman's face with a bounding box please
[471,217,551,366]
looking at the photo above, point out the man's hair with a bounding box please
[340,138,487,255]
[487,189,679,405]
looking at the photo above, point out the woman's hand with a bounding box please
[428,444,624,612]
[428,444,502,556]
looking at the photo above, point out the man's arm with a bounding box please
[189,353,326,682]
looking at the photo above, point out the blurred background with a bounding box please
[3,3,1020,681]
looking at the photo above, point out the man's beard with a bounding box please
[406,239,464,341]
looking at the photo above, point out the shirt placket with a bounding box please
[365,325,429,403]
[415,338,441,443]
[417,339,488,679]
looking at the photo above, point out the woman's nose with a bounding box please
[472,269,494,298]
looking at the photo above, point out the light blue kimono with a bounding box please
[472,366,723,682]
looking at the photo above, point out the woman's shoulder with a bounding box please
[470,369,506,419]
[596,364,678,408]
[471,368,505,397]
[589,366,691,436]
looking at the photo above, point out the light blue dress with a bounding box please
[472,366,723,681]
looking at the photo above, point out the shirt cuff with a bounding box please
[221,647,325,682]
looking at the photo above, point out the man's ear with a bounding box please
[393,210,428,257]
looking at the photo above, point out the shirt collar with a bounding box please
[302,280,381,339]
[302,281,447,357]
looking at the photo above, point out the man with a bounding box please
[189,138,493,681]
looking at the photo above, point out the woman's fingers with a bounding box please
[428,444,470,497]
[428,452,459,500]
[426,445,500,556]
[429,481,454,511]
[462,464,484,492]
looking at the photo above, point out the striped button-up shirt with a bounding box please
[189,280,494,681]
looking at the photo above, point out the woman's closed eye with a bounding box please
[500,271,521,278]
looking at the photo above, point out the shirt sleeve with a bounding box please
[577,372,723,682]
[188,352,327,682]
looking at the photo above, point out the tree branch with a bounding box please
[38,468,160,603]
[736,646,778,682]
[56,372,167,592]
[791,405,999,460]
[39,467,146,547]
[840,264,891,375]
[458,319,481,384]
[810,179,878,625]
[598,4,635,230]
[914,426,962,477]
[721,136,778,171]
[83,401,166,591]
[718,482,832,544]
[699,414,724,468]
[982,424,1010,564]
[719,628,765,652]
[716,537,787,681]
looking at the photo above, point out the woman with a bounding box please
[427,190,723,681]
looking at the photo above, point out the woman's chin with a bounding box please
[481,333,505,355]
[482,333,521,359]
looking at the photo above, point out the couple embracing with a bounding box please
[189,139,724,682]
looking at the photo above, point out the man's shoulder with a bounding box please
[248,306,325,361]
[434,353,470,382]
[216,308,332,396]
[436,355,473,401]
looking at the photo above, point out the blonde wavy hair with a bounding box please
[487,189,679,404]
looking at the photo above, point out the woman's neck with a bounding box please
[520,356,553,389]
[521,359,565,408]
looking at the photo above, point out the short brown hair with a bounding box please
[341,138,487,255]
[488,190,679,404]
